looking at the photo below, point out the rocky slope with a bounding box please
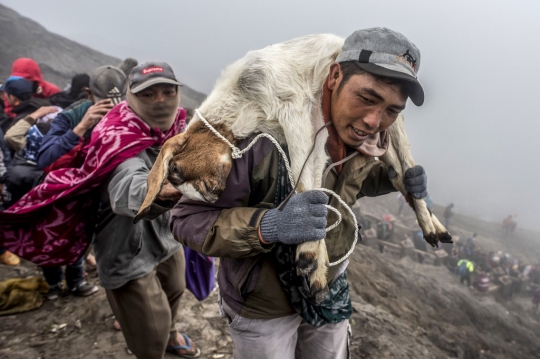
[0,3,206,109]
[1,194,539,359]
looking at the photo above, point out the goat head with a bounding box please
[134,120,235,223]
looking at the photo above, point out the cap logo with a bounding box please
[142,66,164,75]
[107,87,123,105]
[397,50,417,72]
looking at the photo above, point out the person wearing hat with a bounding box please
[36,65,127,170]
[171,28,429,358]
[27,65,126,302]
[2,78,33,105]
[0,78,53,133]
[0,78,58,266]
[48,73,91,109]
[2,58,61,119]
[92,61,200,359]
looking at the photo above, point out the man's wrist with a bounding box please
[72,124,88,138]
[258,226,271,245]
[24,115,37,125]
[259,209,279,243]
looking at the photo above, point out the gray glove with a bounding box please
[388,165,428,199]
[260,190,328,245]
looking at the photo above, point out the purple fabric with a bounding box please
[184,246,215,301]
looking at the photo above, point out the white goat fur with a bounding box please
[189,34,448,293]
[195,34,343,192]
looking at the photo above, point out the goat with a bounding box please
[134,34,451,301]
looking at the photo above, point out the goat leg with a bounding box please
[380,114,452,246]
[296,239,329,304]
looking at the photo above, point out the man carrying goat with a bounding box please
[171,28,429,359]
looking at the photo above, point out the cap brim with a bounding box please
[353,62,424,106]
[130,77,182,94]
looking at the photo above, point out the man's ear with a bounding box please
[85,87,94,103]
[6,94,18,106]
[327,63,341,91]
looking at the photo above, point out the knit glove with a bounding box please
[388,165,428,199]
[259,190,328,245]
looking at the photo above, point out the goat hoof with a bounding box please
[296,251,318,276]
[308,265,329,304]
[423,233,438,247]
[311,285,329,305]
[438,232,453,244]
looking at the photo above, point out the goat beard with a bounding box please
[127,88,180,131]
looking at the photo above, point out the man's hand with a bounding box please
[156,182,182,202]
[259,190,328,245]
[388,165,428,199]
[73,99,114,137]
[29,106,59,122]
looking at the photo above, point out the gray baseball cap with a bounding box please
[89,65,127,105]
[336,27,424,106]
[129,61,182,94]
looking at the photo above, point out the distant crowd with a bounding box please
[366,195,540,314]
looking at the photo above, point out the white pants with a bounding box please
[222,302,350,359]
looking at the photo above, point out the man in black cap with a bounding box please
[93,61,200,359]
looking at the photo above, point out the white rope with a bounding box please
[194,109,359,266]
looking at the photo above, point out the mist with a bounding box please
[2,0,539,231]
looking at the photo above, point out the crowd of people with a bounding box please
[384,198,540,314]
[0,57,201,358]
[449,232,540,312]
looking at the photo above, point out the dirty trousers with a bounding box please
[223,302,349,359]
[106,248,186,359]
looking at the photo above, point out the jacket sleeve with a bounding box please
[36,113,81,169]
[108,156,172,219]
[357,161,397,198]
[170,137,277,259]
[4,116,34,151]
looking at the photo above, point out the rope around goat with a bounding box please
[195,109,358,266]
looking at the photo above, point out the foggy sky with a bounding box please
[3,0,540,232]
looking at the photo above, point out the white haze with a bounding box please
[2,0,539,232]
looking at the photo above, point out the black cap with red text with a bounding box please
[128,61,182,94]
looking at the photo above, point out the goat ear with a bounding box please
[133,133,186,223]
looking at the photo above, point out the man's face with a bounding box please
[328,63,407,147]
[135,83,179,118]
[6,94,19,106]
